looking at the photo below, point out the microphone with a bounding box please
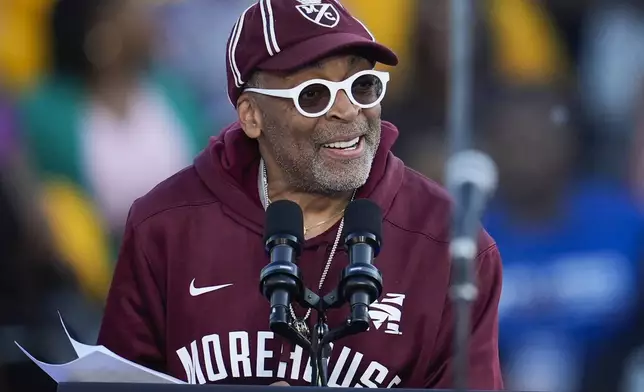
[338,199,384,332]
[259,200,305,334]
[445,149,498,263]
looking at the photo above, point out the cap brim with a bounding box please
[257,32,399,73]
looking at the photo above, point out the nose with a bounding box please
[325,89,359,122]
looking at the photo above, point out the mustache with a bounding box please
[311,118,381,145]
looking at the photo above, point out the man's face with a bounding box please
[249,55,382,195]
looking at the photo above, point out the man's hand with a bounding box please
[270,381,290,386]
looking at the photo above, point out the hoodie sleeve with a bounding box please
[424,242,504,390]
[97,212,167,372]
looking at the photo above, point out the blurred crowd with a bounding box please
[2,0,644,391]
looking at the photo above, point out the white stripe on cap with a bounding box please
[331,0,345,9]
[266,0,281,53]
[329,0,373,40]
[228,4,253,87]
[227,20,242,87]
[353,16,375,41]
[260,0,275,56]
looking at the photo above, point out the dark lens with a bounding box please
[298,84,331,114]
[351,74,383,105]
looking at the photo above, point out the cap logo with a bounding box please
[295,0,340,29]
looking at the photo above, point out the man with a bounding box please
[98,0,503,389]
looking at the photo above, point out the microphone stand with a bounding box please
[450,246,479,392]
[309,313,331,386]
[261,267,382,387]
[298,287,377,387]
[447,0,476,389]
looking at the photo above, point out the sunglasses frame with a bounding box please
[244,70,390,118]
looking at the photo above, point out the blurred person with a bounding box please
[393,0,578,176]
[580,0,644,177]
[156,0,256,132]
[0,96,94,392]
[599,79,644,392]
[481,84,644,392]
[387,0,490,162]
[18,0,210,264]
[97,0,504,388]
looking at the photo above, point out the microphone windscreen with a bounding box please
[445,149,498,196]
[343,199,383,244]
[264,200,304,244]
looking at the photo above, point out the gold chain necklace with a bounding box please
[304,208,346,237]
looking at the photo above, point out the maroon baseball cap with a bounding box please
[225,0,399,106]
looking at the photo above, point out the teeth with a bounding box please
[323,137,360,149]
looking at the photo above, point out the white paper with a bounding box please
[57,311,96,358]
[14,314,185,384]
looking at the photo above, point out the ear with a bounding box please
[237,94,263,139]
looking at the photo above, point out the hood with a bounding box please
[194,121,405,237]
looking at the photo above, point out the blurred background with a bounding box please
[1,0,644,391]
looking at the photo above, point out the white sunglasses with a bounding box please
[244,70,390,118]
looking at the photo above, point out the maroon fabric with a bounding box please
[97,121,504,389]
[257,32,396,72]
[225,0,398,106]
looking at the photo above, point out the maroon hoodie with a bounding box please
[97,121,503,389]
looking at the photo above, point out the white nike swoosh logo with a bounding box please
[189,279,233,297]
